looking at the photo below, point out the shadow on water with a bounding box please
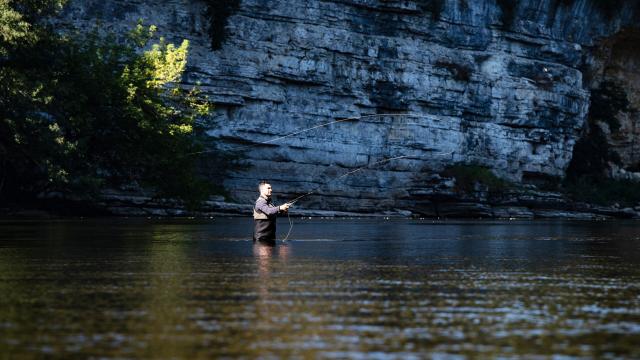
[1,218,640,357]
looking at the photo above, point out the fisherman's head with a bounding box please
[258,181,272,198]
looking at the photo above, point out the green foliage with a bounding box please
[0,0,33,54]
[0,2,233,209]
[563,177,640,207]
[202,0,240,50]
[442,164,511,194]
[4,0,66,22]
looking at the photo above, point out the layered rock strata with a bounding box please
[58,0,640,213]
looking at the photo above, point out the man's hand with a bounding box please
[279,203,291,211]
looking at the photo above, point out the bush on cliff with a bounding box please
[0,0,233,209]
[442,164,511,194]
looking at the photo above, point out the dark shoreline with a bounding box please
[2,195,639,220]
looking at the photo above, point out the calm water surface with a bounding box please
[1,218,640,358]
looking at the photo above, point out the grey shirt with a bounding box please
[254,196,281,218]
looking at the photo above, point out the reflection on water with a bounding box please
[1,218,640,358]
[254,242,290,300]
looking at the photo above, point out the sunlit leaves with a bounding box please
[0,3,228,209]
[0,0,33,53]
[143,40,189,89]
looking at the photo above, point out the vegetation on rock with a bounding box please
[442,164,511,194]
[0,0,235,210]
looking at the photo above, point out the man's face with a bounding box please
[260,183,272,197]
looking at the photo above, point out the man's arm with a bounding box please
[255,198,281,215]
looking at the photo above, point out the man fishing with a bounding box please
[253,181,291,245]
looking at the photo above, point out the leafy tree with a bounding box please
[1,1,233,210]
[0,0,33,54]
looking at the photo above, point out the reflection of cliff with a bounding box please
[58,0,639,211]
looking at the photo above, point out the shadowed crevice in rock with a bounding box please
[569,28,640,181]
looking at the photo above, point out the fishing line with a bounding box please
[195,111,449,242]
[282,210,294,243]
[287,155,412,205]
[189,112,434,155]
[281,152,453,242]
[280,155,409,242]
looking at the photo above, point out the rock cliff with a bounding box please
[57,0,640,213]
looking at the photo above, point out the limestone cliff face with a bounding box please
[58,0,639,212]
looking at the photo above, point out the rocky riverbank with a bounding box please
[4,177,639,220]
[75,188,640,219]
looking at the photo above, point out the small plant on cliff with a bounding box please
[434,59,473,82]
[442,164,511,194]
[202,0,241,50]
[0,1,233,209]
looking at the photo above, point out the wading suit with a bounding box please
[253,195,284,244]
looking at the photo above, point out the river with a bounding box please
[1,218,639,358]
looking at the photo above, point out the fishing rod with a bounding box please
[280,151,453,242]
[190,111,449,242]
[188,112,434,155]
[286,155,412,206]
[280,154,410,242]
